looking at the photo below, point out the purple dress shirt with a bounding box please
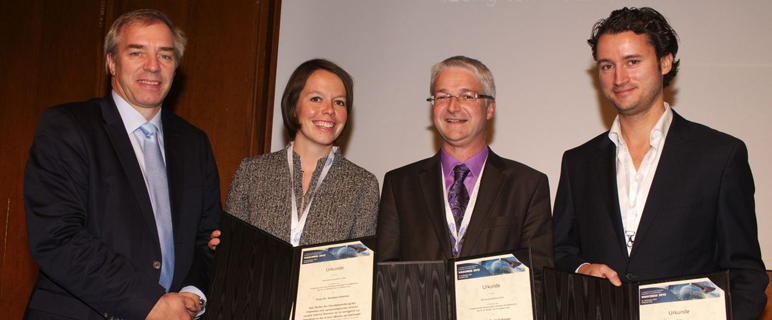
[441,146,489,196]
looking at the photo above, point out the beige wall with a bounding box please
[272,0,772,267]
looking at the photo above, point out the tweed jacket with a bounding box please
[226,145,379,245]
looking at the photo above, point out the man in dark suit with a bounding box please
[552,7,767,319]
[24,9,221,320]
[377,56,554,298]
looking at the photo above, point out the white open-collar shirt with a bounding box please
[608,103,673,255]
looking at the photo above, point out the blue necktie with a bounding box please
[138,123,175,292]
[448,164,470,257]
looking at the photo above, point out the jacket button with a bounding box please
[625,273,636,281]
[153,261,161,269]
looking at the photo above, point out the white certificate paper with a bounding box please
[454,253,533,320]
[294,241,373,320]
[639,277,726,319]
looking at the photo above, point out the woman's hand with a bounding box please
[208,230,221,251]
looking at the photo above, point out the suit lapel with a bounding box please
[595,137,629,259]
[100,95,161,247]
[419,154,453,259]
[161,111,183,233]
[459,148,502,257]
[630,111,691,259]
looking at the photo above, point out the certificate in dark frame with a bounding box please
[374,248,535,320]
[204,211,377,320]
[542,268,732,320]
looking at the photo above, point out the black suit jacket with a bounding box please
[377,148,554,297]
[553,111,767,320]
[24,95,221,320]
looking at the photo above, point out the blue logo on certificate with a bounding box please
[302,243,371,264]
[457,256,525,280]
[640,280,722,305]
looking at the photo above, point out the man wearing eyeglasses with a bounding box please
[376,56,554,309]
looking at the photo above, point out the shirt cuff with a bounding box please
[575,262,589,273]
[180,286,207,319]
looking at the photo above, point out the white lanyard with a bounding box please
[441,160,486,255]
[287,142,337,246]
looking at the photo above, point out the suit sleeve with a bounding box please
[522,173,554,274]
[350,172,380,238]
[552,152,589,272]
[376,172,401,261]
[181,132,221,294]
[24,108,164,319]
[716,140,767,320]
[520,172,553,314]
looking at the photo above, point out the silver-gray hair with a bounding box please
[430,56,496,101]
[104,9,187,73]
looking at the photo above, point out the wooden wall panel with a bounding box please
[1,199,38,304]
[249,0,282,157]
[0,0,280,318]
[0,0,106,193]
[0,0,107,315]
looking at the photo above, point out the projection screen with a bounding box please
[270,0,772,267]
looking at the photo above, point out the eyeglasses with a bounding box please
[426,91,495,106]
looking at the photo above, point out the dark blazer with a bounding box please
[553,111,767,320]
[24,95,221,320]
[376,148,554,291]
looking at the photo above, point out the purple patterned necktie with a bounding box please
[448,164,470,257]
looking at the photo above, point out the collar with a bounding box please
[440,146,488,180]
[284,143,343,164]
[608,102,673,148]
[112,90,163,135]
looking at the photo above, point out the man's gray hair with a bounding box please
[104,9,187,73]
[430,56,496,100]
